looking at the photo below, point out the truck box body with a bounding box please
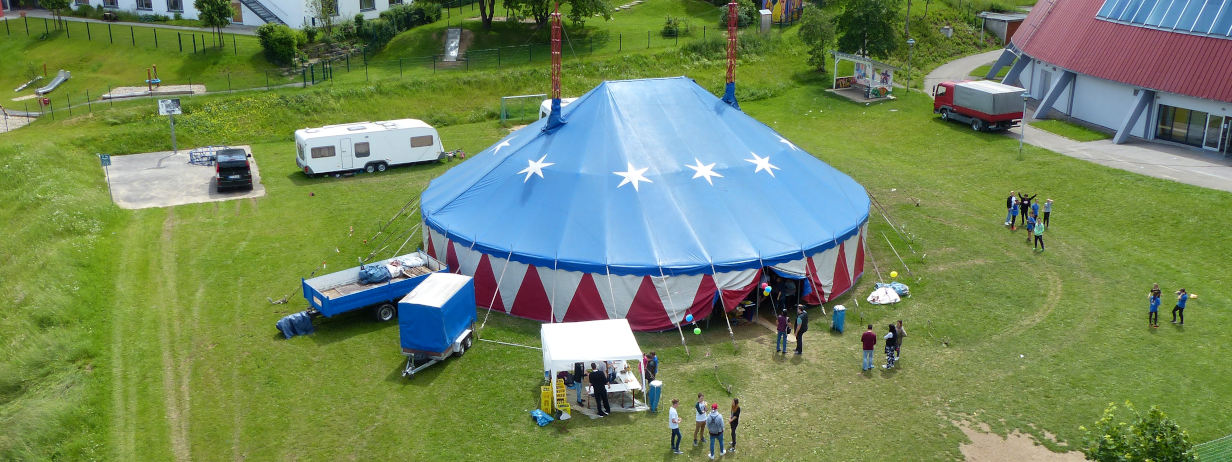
[301,250,445,318]
[398,273,477,356]
[933,80,1025,130]
[953,80,1024,120]
[294,119,444,176]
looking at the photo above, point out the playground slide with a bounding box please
[14,76,43,92]
[35,70,71,96]
[443,28,461,62]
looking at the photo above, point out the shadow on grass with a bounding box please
[281,158,449,186]
[307,310,397,346]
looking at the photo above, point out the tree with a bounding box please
[1079,402,1198,462]
[478,0,496,29]
[834,0,899,59]
[41,0,71,29]
[503,0,609,27]
[797,6,836,73]
[307,0,338,35]
[194,0,233,46]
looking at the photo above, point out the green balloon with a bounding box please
[693,327,702,335]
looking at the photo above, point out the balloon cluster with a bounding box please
[760,282,773,296]
[685,314,701,335]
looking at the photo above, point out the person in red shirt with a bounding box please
[861,324,877,371]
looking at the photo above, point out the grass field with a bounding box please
[5,1,1232,460]
[1031,119,1114,142]
[970,63,1010,80]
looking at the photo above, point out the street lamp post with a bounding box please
[906,38,916,90]
[1019,92,1028,160]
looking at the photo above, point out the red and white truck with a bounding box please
[933,80,1026,132]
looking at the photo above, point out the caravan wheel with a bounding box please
[376,163,387,172]
[365,164,376,173]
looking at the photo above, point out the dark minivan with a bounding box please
[215,148,253,192]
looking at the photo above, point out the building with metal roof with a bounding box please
[986,0,1232,155]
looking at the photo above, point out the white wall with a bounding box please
[72,0,397,27]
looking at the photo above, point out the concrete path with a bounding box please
[2,9,259,35]
[925,50,1232,193]
[923,49,1003,93]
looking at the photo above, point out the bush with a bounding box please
[360,17,397,48]
[303,24,318,43]
[256,23,301,66]
[715,0,760,28]
[1079,402,1197,462]
[661,16,690,37]
[354,13,365,30]
[174,12,182,20]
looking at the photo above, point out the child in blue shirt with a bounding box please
[1148,286,1161,328]
[1171,289,1189,325]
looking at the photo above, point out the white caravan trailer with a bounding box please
[295,119,444,177]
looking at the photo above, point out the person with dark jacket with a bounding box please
[729,398,741,452]
[883,324,897,369]
[861,324,877,370]
[794,305,809,355]
[573,362,586,404]
[1018,192,1037,227]
[588,362,611,416]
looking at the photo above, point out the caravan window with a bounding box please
[311,146,336,159]
[410,135,434,148]
[297,143,305,160]
[354,142,371,158]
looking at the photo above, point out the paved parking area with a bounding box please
[104,145,266,209]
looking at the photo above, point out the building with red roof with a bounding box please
[986,0,1232,155]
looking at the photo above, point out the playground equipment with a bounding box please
[14,76,43,93]
[35,70,71,96]
[146,65,162,91]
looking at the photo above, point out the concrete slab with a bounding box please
[0,114,34,134]
[103,145,266,209]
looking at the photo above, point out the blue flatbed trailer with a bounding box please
[301,250,446,322]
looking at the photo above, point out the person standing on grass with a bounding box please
[706,403,726,459]
[894,320,906,361]
[1005,191,1019,227]
[1031,196,1040,220]
[1171,288,1189,325]
[573,362,586,405]
[644,351,658,382]
[794,305,809,355]
[1043,199,1053,227]
[589,362,611,417]
[1148,286,1161,328]
[693,393,708,447]
[883,324,897,369]
[775,309,789,354]
[1033,218,1045,252]
[1025,213,1037,244]
[1018,192,1037,228]
[669,399,683,454]
[861,324,877,371]
[728,398,741,452]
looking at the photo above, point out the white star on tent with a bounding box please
[493,138,513,153]
[685,158,723,186]
[745,152,781,177]
[613,163,653,191]
[517,154,554,182]
[778,136,799,151]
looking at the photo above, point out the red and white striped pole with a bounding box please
[544,3,566,130]
[721,0,740,108]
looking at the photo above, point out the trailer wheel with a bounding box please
[373,303,397,322]
[940,109,949,121]
[971,119,984,132]
[376,162,387,172]
[365,164,376,173]
[458,335,473,356]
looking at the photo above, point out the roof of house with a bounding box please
[1011,0,1232,103]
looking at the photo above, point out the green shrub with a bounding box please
[360,17,397,48]
[303,24,318,43]
[256,23,300,66]
[714,0,760,28]
[1080,402,1197,462]
[661,16,691,37]
[354,12,365,30]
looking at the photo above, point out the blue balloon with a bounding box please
[764,286,772,294]
[685,314,694,323]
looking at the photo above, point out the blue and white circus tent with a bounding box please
[421,77,869,331]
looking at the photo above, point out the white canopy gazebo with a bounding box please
[541,319,645,410]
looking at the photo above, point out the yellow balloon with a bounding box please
[890,271,899,278]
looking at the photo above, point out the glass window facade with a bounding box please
[1096,0,1232,37]
[1156,105,1209,147]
